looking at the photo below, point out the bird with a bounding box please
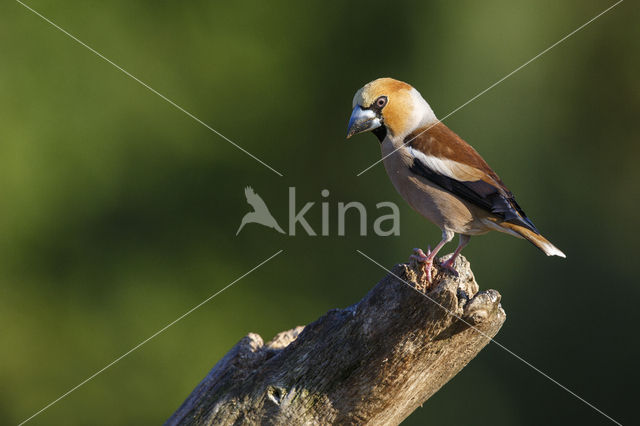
[236,186,285,235]
[347,77,565,282]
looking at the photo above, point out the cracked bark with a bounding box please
[166,254,506,425]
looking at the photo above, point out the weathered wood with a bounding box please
[166,254,506,425]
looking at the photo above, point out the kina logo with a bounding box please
[236,186,400,237]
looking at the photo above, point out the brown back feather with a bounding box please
[407,122,507,191]
[406,123,539,233]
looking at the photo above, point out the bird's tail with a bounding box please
[498,222,566,258]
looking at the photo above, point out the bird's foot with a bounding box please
[439,258,459,277]
[410,247,428,262]
[409,248,434,285]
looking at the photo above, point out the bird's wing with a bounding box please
[244,186,269,213]
[406,123,539,234]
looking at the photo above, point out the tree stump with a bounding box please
[166,254,506,425]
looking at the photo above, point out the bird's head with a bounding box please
[346,77,437,142]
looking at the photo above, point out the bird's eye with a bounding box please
[375,96,387,108]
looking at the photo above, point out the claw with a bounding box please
[411,248,428,262]
[409,248,434,284]
[440,259,459,277]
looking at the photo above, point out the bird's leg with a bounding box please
[409,248,429,286]
[423,238,447,282]
[440,235,470,276]
[410,231,454,283]
[409,248,429,285]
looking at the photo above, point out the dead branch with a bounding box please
[166,254,506,425]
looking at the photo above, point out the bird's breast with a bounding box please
[380,138,488,235]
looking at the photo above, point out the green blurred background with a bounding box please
[1,0,638,424]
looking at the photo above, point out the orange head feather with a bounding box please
[349,78,437,140]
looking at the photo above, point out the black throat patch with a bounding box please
[373,126,387,143]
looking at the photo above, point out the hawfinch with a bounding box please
[347,77,565,281]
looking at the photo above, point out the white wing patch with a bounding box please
[407,146,482,182]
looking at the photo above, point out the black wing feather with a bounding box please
[409,158,539,234]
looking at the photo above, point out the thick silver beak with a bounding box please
[346,105,381,139]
